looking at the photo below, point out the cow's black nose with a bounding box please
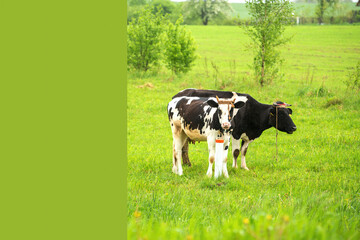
[292,126,297,131]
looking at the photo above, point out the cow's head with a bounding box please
[206,96,247,130]
[269,101,297,134]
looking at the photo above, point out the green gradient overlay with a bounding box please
[1,1,126,239]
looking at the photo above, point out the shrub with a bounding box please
[127,6,166,72]
[163,16,197,74]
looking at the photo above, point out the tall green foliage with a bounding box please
[183,0,233,25]
[127,7,166,71]
[315,0,338,24]
[151,0,175,15]
[151,0,183,23]
[244,0,294,86]
[164,17,197,74]
[127,7,197,74]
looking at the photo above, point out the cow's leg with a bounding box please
[172,131,187,176]
[240,140,252,170]
[222,137,230,178]
[232,137,240,168]
[206,138,216,177]
[182,140,191,166]
[172,140,177,174]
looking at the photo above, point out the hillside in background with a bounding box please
[230,2,360,19]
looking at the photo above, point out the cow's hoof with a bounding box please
[172,166,178,174]
[206,172,212,178]
[232,165,238,169]
[242,166,249,171]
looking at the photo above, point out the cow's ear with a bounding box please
[206,98,218,108]
[233,96,247,109]
[234,101,245,109]
[288,108,293,115]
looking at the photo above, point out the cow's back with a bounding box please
[173,89,238,99]
[172,89,256,113]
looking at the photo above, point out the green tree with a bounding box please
[127,0,148,23]
[151,0,175,15]
[315,0,338,24]
[244,0,294,86]
[163,16,197,74]
[183,0,233,25]
[127,6,166,71]
[151,0,183,23]
[127,0,147,6]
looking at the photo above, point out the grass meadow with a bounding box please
[127,25,360,239]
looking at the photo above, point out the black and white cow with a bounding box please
[172,89,297,170]
[167,95,247,177]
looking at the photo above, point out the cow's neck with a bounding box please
[233,100,272,140]
[251,102,273,131]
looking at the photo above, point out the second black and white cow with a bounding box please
[172,89,297,170]
[167,95,247,177]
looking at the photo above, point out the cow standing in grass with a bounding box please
[173,89,297,170]
[167,95,247,177]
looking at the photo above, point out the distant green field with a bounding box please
[230,3,360,18]
[128,25,360,239]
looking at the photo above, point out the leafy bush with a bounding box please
[127,7,166,71]
[128,7,197,74]
[163,16,197,74]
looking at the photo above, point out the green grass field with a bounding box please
[127,25,360,239]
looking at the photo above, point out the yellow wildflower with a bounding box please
[134,210,141,218]
[186,235,194,240]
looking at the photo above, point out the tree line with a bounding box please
[127,0,360,88]
[127,0,360,25]
[127,0,296,87]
